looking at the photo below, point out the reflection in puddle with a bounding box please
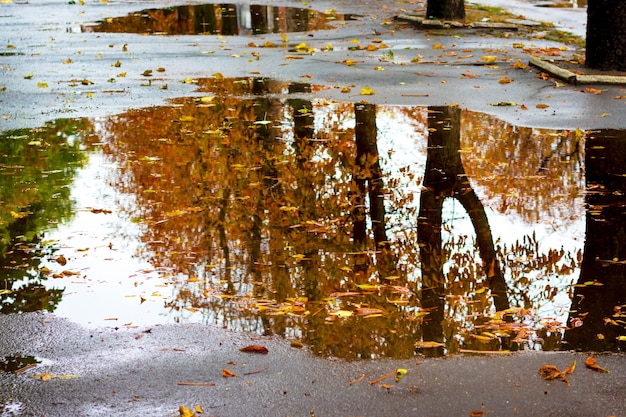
[82,4,357,36]
[0,355,40,373]
[1,77,625,358]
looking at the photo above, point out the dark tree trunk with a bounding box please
[586,0,626,71]
[564,130,626,351]
[426,0,465,20]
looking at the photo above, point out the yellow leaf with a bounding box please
[37,82,48,88]
[24,73,34,79]
[178,405,196,417]
[179,116,195,122]
[373,66,385,71]
[498,77,513,84]
[415,341,444,348]
[280,33,288,42]
[199,96,215,103]
[340,86,351,93]
[295,42,308,52]
[212,72,224,80]
[330,310,353,318]
[395,368,408,383]
[432,43,445,50]
[350,38,360,44]
[480,55,497,63]
[194,405,204,414]
[360,87,375,95]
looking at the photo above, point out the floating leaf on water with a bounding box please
[356,283,379,291]
[329,310,353,318]
[415,341,444,349]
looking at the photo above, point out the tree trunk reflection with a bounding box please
[418,106,510,355]
[565,129,626,350]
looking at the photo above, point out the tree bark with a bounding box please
[586,0,626,71]
[426,0,465,20]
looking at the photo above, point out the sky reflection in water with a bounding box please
[1,77,624,358]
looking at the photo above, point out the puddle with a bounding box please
[0,355,40,373]
[82,4,357,36]
[531,0,586,7]
[1,77,625,358]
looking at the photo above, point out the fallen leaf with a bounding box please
[585,87,602,95]
[395,368,408,383]
[469,411,485,417]
[480,55,497,63]
[584,356,610,373]
[179,405,196,417]
[536,103,550,109]
[239,345,269,354]
[194,405,204,414]
[360,87,375,95]
[290,340,304,348]
[498,77,513,84]
[222,368,237,377]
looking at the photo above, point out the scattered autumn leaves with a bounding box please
[539,356,610,386]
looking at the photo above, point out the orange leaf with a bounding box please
[239,345,269,354]
[222,368,237,377]
[498,77,513,84]
[584,356,610,373]
[536,103,550,109]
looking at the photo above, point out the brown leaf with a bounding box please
[239,345,269,354]
[584,356,610,373]
[536,103,550,109]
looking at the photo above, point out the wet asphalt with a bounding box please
[1,0,626,416]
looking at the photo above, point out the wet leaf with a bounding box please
[31,371,55,382]
[415,341,444,349]
[24,73,34,79]
[585,87,602,95]
[536,103,550,109]
[395,368,408,383]
[239,345,269,354]
[584,356,609,373]
[178,405,196,417]
[480,55,497,63]
[329,310,354,318]
[142,69,153,76]
[222,368,237,377]
[355,307,384,317]
[498,77,513,84]
[539,360,576,385]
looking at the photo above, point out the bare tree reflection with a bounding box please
[418,106,510,355]
[565,129,626,351]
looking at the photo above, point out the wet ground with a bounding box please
[1,0,626,416]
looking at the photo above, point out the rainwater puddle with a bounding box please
[0,355,40,373]
[82,4,357,36]
[1,77,625,359]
